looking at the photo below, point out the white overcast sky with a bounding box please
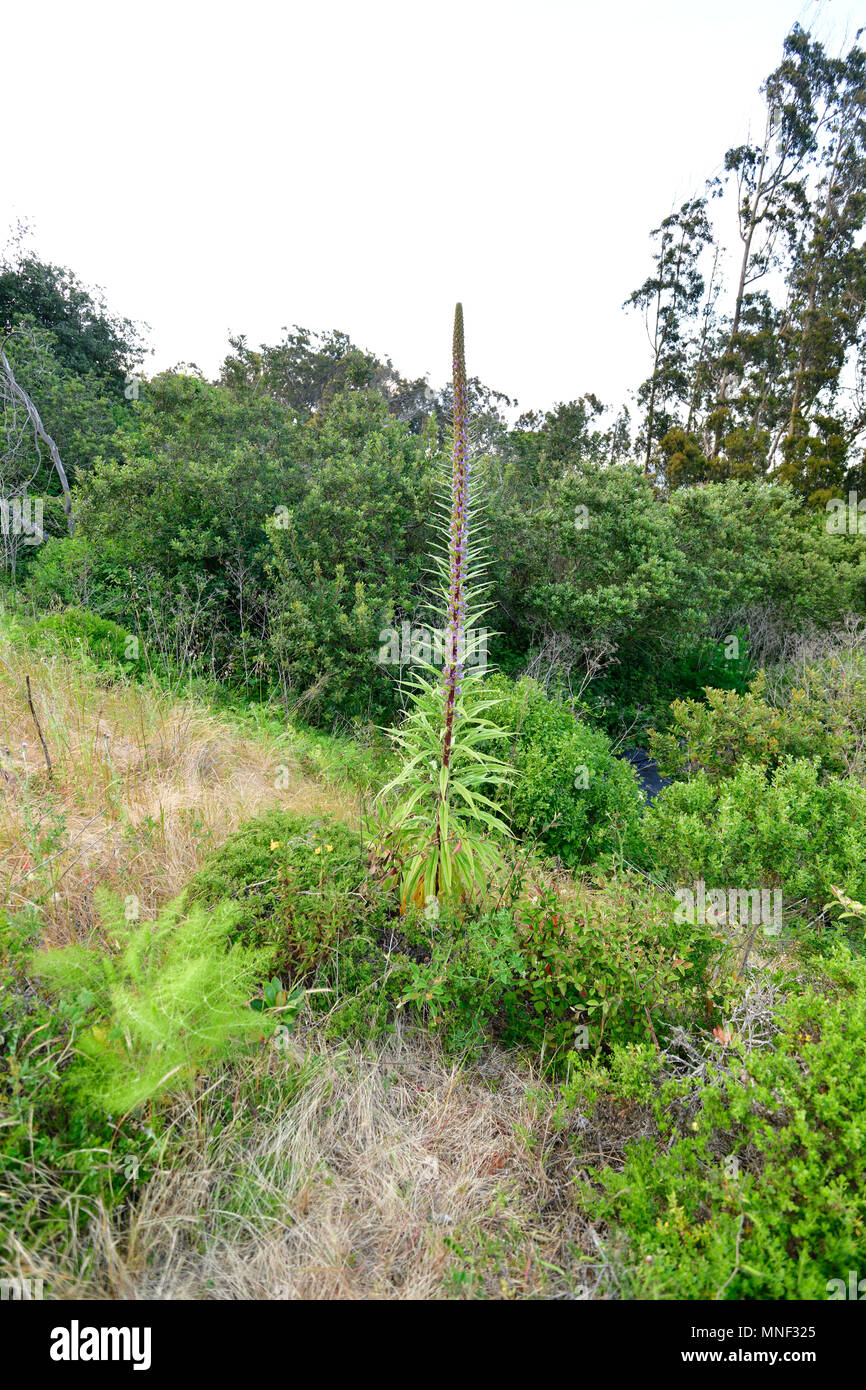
[4,0,862,415]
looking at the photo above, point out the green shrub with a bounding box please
[28,606,143,673]
[186,808,434,1040]
[486,676,644,867]
[19,534,134,622]
[514,885,725,1057]
[649,674,825,782]
[641,757,866,914]
[263,387,438,725]
[31,892,281,1114]
[397,905,525,1053]
[579,946,866,1299]
[650,650,866,785]
[185,808,374,970]
[397,879,727,1067]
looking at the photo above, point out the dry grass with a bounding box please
[0,637,357,944]
[6,1022,615,1301]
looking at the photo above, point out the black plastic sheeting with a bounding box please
[618,747,673,804]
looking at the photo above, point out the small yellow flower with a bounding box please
[326,844,333,852]
[314,847,322,855]
[270,840,281,851]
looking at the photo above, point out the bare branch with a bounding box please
[0,335,75,536]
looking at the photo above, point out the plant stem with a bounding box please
[441,303,470,780]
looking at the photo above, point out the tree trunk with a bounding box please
[0,345,75,535]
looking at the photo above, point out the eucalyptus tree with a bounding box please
[709,24,866,492]
[771,34,866,500]
[628,23,866,499]
[627,196,714,475]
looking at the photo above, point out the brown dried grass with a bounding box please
[6,1023,611,1301]
[0,641,356,944]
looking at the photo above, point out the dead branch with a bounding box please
[1,336,75,535]
[25,674,54,782]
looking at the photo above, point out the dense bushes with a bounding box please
[184,809,726,1068]
[265,389,438,722]
[485,676,644,867]
[650,675,819,782]
[490,473,866,737]
[576,946,866,1299]
[651,653,866,784]
[5,250,866,736]
[13,357,866,738]
[640,757,866,914]
[18,377,440,717]
[18,534,134,621]
[396,879,726,1066]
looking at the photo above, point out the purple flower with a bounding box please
[441,303,470,773]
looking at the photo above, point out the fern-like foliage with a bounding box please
[378,304,514,909]
[31,890,280,1113]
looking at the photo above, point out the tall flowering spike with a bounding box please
[377,302,513,908]
[441,302,470,773]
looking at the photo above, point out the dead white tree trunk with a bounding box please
[0,339,75,535]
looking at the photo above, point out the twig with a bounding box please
[644,1004,661,1052]
[714,1213,746,1299]
[25,675,53,782]
[736,919,761,979]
